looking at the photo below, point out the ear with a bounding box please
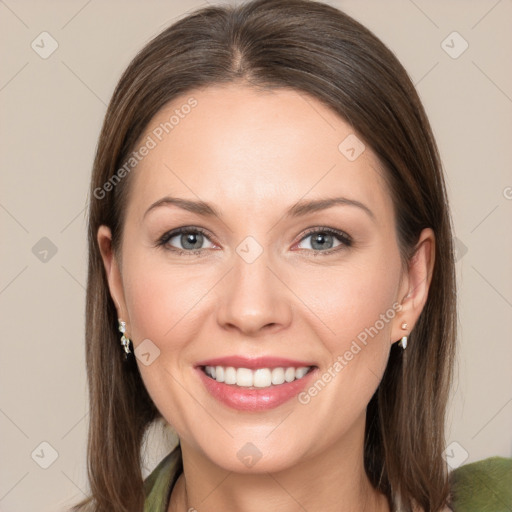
[97,225,129,329]
[391,227,435,344]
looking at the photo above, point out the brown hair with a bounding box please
[75,0,457,510]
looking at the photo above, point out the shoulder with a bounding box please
[448,456,512,511]
[144,446,182,512]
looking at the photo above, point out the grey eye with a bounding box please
[298,231,343,251]
[165,229,215,251]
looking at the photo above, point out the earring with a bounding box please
[118,319,132,355]
[398,322,408,350]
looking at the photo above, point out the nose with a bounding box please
[216,247,293,337]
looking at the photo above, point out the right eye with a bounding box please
[157,227,217,255]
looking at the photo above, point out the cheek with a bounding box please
[291,247,402,411]
[122,257,210,347]
[295,255,400,347]
[120,257,209,431]
[291,256,401,421]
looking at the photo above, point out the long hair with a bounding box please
[75,1,457,510]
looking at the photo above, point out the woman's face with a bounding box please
[99,84,433,473]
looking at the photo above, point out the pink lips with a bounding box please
[195,355,315,369]
[195,356,317,411]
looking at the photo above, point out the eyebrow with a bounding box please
[143,196,375,222]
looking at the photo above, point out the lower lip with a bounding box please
[196,367,317,411]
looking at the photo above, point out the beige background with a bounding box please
[1,0,511,510]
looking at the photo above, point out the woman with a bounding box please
[72,1,509,511]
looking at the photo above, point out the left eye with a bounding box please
[296,229,351,251]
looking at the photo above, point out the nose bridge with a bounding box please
[216,237,292,335]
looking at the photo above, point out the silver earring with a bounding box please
[398,322,408,350]
[118,319,132,355]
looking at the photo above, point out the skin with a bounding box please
[98,84,435,512]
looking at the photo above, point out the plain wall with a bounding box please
[0,1,511,510]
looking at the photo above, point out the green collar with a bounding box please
[144,446,182,512]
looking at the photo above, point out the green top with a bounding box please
[143,448,512,512]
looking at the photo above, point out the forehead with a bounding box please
[126,85,392,223]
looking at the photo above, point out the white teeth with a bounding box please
[271,367,285,385]
[224,367,237,385]
[295,367,309,379]
[253,368,272,388]
[284,367,296,382]
[203,365,312,388]
[236,368,253,387]
[215,366,224,382]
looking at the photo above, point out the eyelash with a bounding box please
[156,226,353,257]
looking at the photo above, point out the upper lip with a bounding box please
[195,356,317,370]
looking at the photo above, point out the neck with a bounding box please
[168,417,390,512]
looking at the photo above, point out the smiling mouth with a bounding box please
[201,365,316,389]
